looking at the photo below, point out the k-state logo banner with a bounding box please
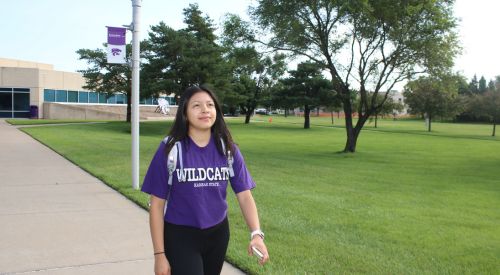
[106,27,126,64]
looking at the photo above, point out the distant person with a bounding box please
[155,98,170,115]
[141,85,269,275]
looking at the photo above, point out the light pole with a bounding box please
[131,0,141,190]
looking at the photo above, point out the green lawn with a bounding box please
[6,119,110,125]
[20,118,499,274]
[254,115,499,141]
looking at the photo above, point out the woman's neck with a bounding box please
[188,128,211,147]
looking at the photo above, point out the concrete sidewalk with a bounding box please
[0,119,244,275]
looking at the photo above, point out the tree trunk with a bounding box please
[343,96,356,152]
[428,115,432,132]
[375,113,378,128]
[344,125,361,152]
[304,104,310,129]
[285,109,288,118]
[316,107,319,117]
[331,111,334,124]
[245,112,252,124]
[337,111,340,119]
[346,115,370,151]
[126,92,131,123]
[493,122,496,137]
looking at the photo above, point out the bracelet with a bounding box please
[154,251,165,255]
[250,229,265,241]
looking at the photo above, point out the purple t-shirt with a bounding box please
[141,135,256,229]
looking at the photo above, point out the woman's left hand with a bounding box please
[248,236,269,265]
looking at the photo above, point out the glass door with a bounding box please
[0,88,31,118]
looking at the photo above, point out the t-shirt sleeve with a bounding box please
[229,145,256,194]
[141,141,169,199]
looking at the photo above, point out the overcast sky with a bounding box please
[1,0,498,85]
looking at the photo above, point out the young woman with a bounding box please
[141,86,269,275]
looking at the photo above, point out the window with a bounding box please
[116,94,126,104]
[68,91,78,103]
[0,87,30,118]
[79,91,89,103]
[107,95,116,104]
[0,92,12,110]
[98,93,107,103]
[14,93,29,110]
[14,111,30,118]
[89,92,98,103]
[42,90,141,105]
[44,89,56,102]
[56,90,67,102]
[0,112,11,118]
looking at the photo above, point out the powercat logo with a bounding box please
[111,48,122,56]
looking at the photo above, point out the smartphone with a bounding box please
[251,246,264,261]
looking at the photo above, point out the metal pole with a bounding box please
[131,0,141,190]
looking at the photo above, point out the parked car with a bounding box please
[255,108,268,115]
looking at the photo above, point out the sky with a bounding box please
[1,0,498,86]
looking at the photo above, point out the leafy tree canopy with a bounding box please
[221,13,287,123]
[76,44,134,122]
[251,0,460,152]
[141,4,230,101]
[403,74,463,131]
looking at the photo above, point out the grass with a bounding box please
[254,115,499,141]
[20,118,500,274]
[6,119,110,125]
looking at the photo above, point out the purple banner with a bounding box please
[106,26,127,64]
[107,27,126,45]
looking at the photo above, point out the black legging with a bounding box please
[164,217,230,275]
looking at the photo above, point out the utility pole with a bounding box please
[131,0,141,190]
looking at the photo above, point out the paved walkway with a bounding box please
[0,119,244,275]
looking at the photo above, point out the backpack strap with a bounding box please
[161,136,176,215]
[220,138,235,177]
[163,136,183,185]
[176,141,185,181]
[162,136,187,215]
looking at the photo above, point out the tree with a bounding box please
[183,3,216,43]
[364,93,404,128]
[280,62,334,129]
[469,74,479,94]
[141,4,230,101]
[479,76,487,93]
[324,105,343,124]
[456,74,471,95]
[251,0,459,152]
[221,14,286,124]
[231,53,286,124]
[468,91,500,136]
[270,82,297,118]
[77,44,133,122]
[487,80,495,92]
[403,75,461,132]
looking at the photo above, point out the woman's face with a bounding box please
[186,91,217,132]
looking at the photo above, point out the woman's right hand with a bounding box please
[154,254,171,275]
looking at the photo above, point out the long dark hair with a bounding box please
[164,85,234,157]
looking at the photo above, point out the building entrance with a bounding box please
[0,88,30,118]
